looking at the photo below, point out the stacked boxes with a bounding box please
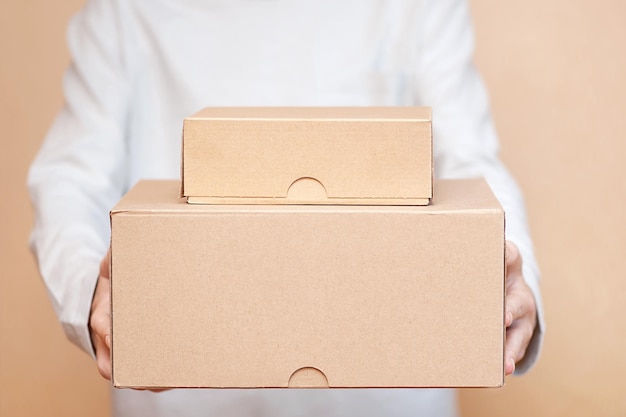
[110,107,505,389]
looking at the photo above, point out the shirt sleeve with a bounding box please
[27,0,130,358]
[413,0,545,374]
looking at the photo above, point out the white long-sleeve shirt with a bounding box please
[28,1,544,416]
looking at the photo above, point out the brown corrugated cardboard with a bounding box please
[111,179,504,389]
[181,107,432,205]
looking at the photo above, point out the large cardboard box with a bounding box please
[111,179,504,389]
[181,107,432,205]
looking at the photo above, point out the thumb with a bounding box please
[505,241,523,274]
[99,247,111,280]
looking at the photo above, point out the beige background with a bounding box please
[1,1,624,416]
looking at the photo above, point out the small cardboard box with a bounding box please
[181,107,432,205]
[111,179,504,389]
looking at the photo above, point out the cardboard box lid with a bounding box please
[111,179,504,388]
[118,177,498,215]
[180,107,432,205]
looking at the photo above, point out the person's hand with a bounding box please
[90,249,112,380]
[89,249,167,392]
[504,241,538,376]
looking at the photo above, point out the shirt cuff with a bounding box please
[60,265,100,361]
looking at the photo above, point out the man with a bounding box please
[29,1,543,415]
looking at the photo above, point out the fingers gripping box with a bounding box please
[110,179,505,389]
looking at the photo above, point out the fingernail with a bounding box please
[506,312,513,326]
[105,335,111,349]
